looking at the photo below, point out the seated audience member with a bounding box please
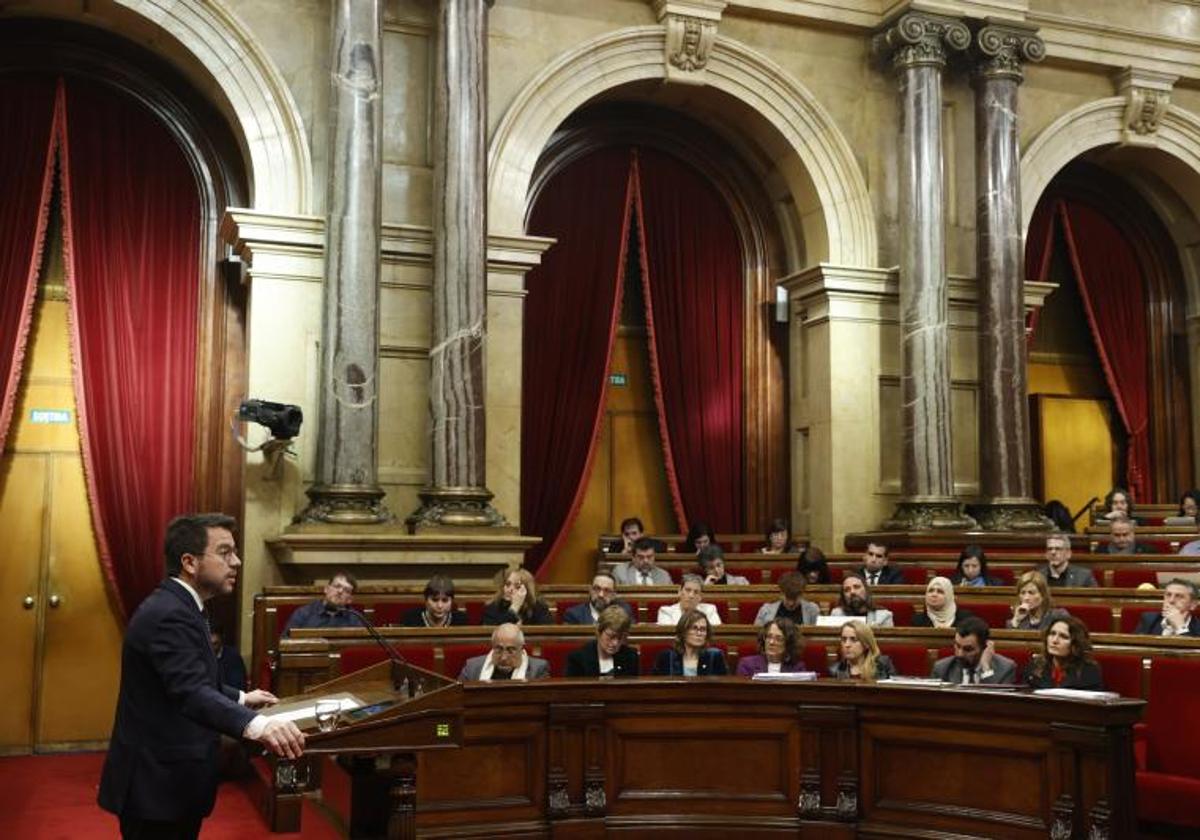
[565,606,640,677]
[1044,499,1075,533]
[796,545,831,584]
[1036,533,1097,587]
[209,624,247,691]
[481,568,554,626]
[612,537,673,585]
[698,545,749,585]
[563,572,633,625]
[458,623,550,681]
[605,516,664,554]
[754,571,819,626]
[683,521,718,554]
[400,574,468,627]
[951,545,1003,587]
[656,574,722,626]
[282,571,362,635]
[1024,615,1104,690]
[1100,487,1135,522]
[736,618,806,676]
[651,609,727,676]
[1009,570,1068,630]
[858,541,904,586]
[760,518,799,554]
[831,573,895,627]
[911,577,974,629]
[1105,515,1150,555]
[1178,489,1200,520]
[930,616,1015,685]
[829,620,895,681]
[1134,578,1200,637]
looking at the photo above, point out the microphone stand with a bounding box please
[341,608,412,694]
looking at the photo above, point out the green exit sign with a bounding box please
[609,373,627,386]
[436,722,450,738]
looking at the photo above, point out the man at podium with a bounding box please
[98,513,306,839]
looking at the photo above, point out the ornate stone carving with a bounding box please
[584,779,607,814]
[1051,794,1075,840]
[1088,799,1112,840]
[297,483,391,524]
[1115,67,1176,144]
[547,780,570,816]
[882,500,976,531]
[651,0,726,84]
[873,12,970,71]
[797,775,822,816]
[973,502,1055,532]
[835,780,858,821]
[406,485,509,530]
[274,759,309,791]
[974,23,1044,82]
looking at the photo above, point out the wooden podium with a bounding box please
[260,658,463,839]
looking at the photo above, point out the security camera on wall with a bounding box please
[233,399,303,477]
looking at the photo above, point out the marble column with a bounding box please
[300,0,390,524]
[972,24,1052,531]
[875,12,976,530]
[407,0,508,530]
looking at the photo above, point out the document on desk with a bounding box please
[751,671,818,681]
[879,676,944,686]
[260,692,365,722]
[1033,688,1121,701]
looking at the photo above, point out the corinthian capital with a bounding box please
[974,23,1045,83]
[873,11,970,72]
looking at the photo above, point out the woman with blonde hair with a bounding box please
[829,620,895,682]
[481,567,553,625]
[911,577,973,629]
[1008,571,1067,631]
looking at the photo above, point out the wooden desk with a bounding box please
[311,678,1141,839]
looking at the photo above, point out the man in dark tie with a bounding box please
[99,513,305,839]
[857,541,903,586]
[931,617,1016,685]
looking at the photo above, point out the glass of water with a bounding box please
[314,699,340,732]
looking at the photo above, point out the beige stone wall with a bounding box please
[22,0,1200,629]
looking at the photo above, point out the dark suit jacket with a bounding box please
[1024,658,1106,691]
[652,647,727,676]
[99,580,255,822]
[565,640,640,677]
[858,566,906,586]
[562,600,633,625]
[1036,563,1098,588]
[480,599,555,626]
[398,607,469,627]
[1134,611,1200,637]
[931,653,1017,684]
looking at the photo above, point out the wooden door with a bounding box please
[545,331,674,583]
[0,289,122,752]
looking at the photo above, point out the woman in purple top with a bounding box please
[736,618,806,676]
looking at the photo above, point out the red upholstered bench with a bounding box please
[1112,569,1158,588]
[1136,657,1200,829]
[635,640,674,674]
[462,600,486,624]
[1064,604,1115,634]
[879,644,930,678]
[966,602,1013,629]
[531,641,578,678]
[1094,653,1144,698]
[442,643,489,680]
[370,600,424,626]
[877,600,914,627]
[802,643,831,674]
[339,644,436,676]
[996,646,1033,680]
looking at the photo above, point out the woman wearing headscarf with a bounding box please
[910,577,973,629]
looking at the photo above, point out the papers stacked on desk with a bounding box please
[1033,688,1121,701]
[750,671,818,681]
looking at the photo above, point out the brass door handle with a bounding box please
[48,594,61,608]
[23,595,34,609]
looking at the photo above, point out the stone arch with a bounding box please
[488,25,876,268]
[77,0,315,213]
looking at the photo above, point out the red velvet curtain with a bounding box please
[521,148,634,574]
[0,76,59,451]
[1056,198,1153,502]
[60,79,202,618]
[633,148,744,533]
[1024,196,1058,340]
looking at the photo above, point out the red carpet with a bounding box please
[0,752,341,838]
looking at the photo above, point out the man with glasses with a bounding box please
[1036,534,1097,588]
[99,513,305,839]
[282,570,363,635]
[458,623,550,681]
[563,572,633,624]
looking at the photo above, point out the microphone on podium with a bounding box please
[338,608,411,690]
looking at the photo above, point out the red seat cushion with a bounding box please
[879,644,929,678]
[737,600,768,624]
[1144,657,1200,777]
[898,566,928,585]
[1094,653,1143,698]
[965,602,1011,628]
[996,646,1033,678]
[462,600,486,624]
[340,644,437,676]
[989,568,1016,585]
[1064,604,1114,634]
[877,600,914,627]
[443,643,489,680]
[635,640,674,674]
[531,641,576,677]
[370,600,424,626]
[272,603,301,640]
[802,642,830,673]
[1137,772,1200,828]
[707,600,729,622]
